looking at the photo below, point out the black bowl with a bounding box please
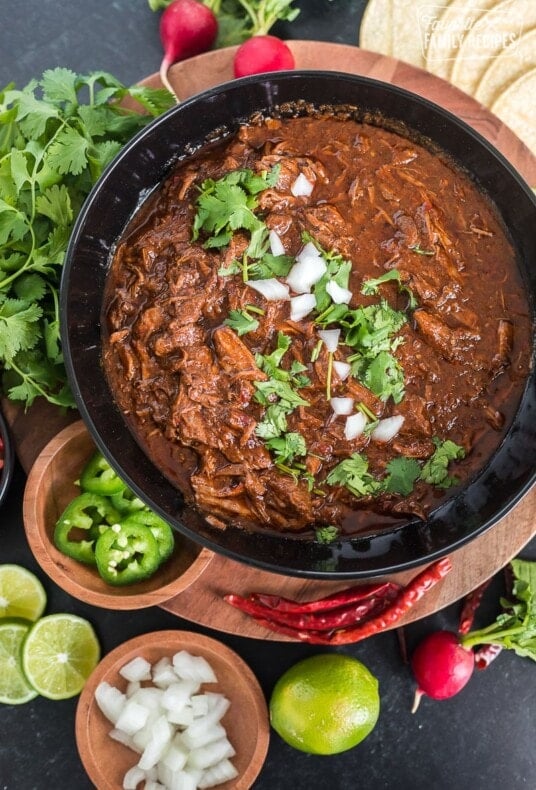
[0,409,15,509]
[60,71,536,579]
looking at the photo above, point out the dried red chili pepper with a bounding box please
[474,643,503,669]
[458,579,491,635]
[224,591,398,632]
[249,580,401,614]
[225,557,452,644]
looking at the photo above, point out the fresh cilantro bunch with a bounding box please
[0,69,174,408]
[148,0,301,47]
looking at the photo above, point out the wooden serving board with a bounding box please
[5,41,536,641]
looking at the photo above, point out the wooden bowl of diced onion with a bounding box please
[75,630,270,790]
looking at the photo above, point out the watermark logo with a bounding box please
[418,3,525,62]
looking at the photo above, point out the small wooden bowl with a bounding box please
[23,421,214,609]
[75,629,270,790]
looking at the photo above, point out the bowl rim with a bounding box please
[74,629,270,790]
[60,69,536,579]
[22,420,214,609]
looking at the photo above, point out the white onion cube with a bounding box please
[161,680,200,712]
[191,694,209,718]
[95,681,126,726]
[286,255,327,294]
[290,293,316,322]
[333,360,351,381]
[247,277,290,301]
[162,737,188,772]
[326,279,352,304]
[269,229,286,256]
[345,412,367,440]
[186,737,236,770]
[138,715,174,771]
[152,657,178,689]
[198,759,239,789]
[330,397,354,416]
[173,652,218,684]
[115,699,151,736]
[181,722,227,751]
[120,656,152,683]
[291,173,315,197]
[371,415,405,442]
[166,705,194,728]
[123,765,146,790]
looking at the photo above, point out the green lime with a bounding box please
[269,653,380,755]
[0,619,38,704]
[0,564,47,622]
[22,613,100,700]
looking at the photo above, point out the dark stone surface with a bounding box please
[0,2,535,788]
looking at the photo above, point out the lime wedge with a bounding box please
[22,613,100,700]
[0,564,47,622]
[0,619,38,704]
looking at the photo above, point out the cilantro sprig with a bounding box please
[361,268,418,310]
[0,68,174,408]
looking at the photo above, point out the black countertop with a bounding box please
[0,2,535,788]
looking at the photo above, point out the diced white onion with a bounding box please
[269,229,286,256]
[286,251,327,294]
[330,397,354,416]
[318,328,340,352]
[291,172,314,197]
[97,652,235,790]
[344,412,367,440]
[120,656,152,683]
[326,279,352,304]
[290,293,316,322]
[371,415,405,442]
[333,360,351,381]
[247,278,290,301]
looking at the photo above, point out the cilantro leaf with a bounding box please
[363,350,405,403]
[265,431,307,466]
[420,438,465,488]
[361,268,418,310]
[255,403,289,440]
[224,308,259,336]
[384,457,421,495]
[41,68,79,106]
[326,453,382,497]
[45,126,89,176]
[315,525,340,544]
[254,378,309,408]
[0,296,42,359]
[35,184,73,226]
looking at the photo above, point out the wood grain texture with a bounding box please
[6,41,536,639]
[75,630,270,790]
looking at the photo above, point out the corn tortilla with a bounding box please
[475,26,536,107]
[491,67,536,155]
[359,0,394,56]
[425,0,498,80]
[450,0,533,97]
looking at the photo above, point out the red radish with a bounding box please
[233,35,295,78]
[410,630,474,712]
[159,0,218,97]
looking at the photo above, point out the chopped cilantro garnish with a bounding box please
[315,525,340,544]
[193,166,279,254]
[265,431,307,466]
[223,308,259,336]
[361,269,418,310]
[254,378,309,408]
[255,403,289,440]
[420,437,465,488]
[362,351,405,403]
[326,453,383,497]
[384,457,421,496]
[248,252,294,279]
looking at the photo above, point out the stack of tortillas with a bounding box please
[359,0,536,156]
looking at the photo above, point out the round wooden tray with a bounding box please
[5,41,536,641]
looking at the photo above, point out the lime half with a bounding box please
[22,613,100,700]
[0,620,38,704]
[0,564,47,622]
